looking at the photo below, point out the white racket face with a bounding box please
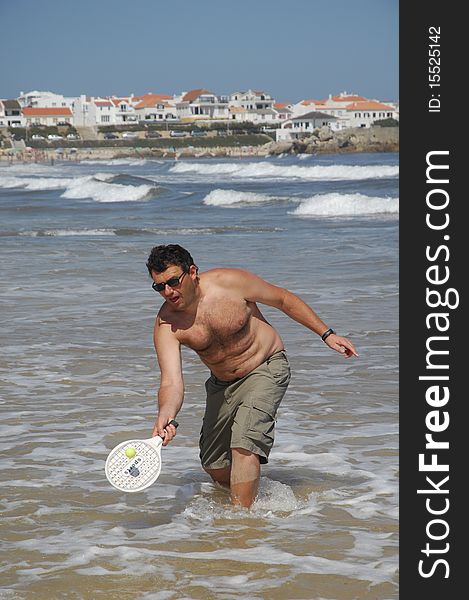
[105,438,163,493]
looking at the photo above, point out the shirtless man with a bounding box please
[147,244,358,508]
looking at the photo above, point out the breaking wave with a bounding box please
[60,175,157,202]
[203,189,278,206]
[170,161,398,181]
[291,193,399,217]
[0,172,159,202]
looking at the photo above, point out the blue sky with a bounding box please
[0,0,398,102]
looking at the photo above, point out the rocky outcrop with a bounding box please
[266,125,399,156]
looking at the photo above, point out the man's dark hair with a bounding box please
[146,244,196,276]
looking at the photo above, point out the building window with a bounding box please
[101,115,110,123]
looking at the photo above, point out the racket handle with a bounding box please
[152,419,179,444]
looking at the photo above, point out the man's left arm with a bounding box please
[228,269,358,358]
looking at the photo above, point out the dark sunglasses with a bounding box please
[152,271,187,292]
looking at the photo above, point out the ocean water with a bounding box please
[0,152,399,599]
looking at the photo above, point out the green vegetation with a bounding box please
[372,118,399,127]
[6,125,78,140]
[26,133,272,150]
[97,120,276,135]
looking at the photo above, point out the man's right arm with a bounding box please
[152,315,184,445]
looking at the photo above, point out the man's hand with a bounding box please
[325,334,358,358]
[152,415,178,446]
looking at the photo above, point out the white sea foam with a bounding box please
[203,189,277,206]
[170,161,398,180]
[19,229,116,237]
[0,176,75,190]
[61,175,156,202]
[291,192,399,216]
[82,158,147,166]
[0,172,156,201]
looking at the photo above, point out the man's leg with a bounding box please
[230,448,260,508]
[204,465,231,488]
[204,450,260,507]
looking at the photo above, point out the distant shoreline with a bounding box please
[0,126,399,163]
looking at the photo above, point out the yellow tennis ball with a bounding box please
[125,447,136,459]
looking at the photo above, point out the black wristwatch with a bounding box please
[321,328,335,342]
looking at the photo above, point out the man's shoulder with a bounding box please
[201,267,254,284]
[156,301,173,325]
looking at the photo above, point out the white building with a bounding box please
[132,93,178,122]
[273,103,293,122]
[176,89,229,121]
[17,90,76,109]
[291,93,398,130]
[290,99,327,118]
[342,101,398,128]
[229,106,277,124]
[22,107,74,126]
[73,95,96,127]
[0,100,25,127]
[276,111,338,141]
[229,89,275,111]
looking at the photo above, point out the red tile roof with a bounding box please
[301,99,325,106]
[132,93,172,103]
[134,94,173,109]
[182,88,212,102]
[23,107,72,116]
[346,101,395,111]
[331,94,368,102]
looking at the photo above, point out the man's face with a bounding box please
[151,264,193,309]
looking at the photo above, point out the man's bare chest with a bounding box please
[174,298,252,352]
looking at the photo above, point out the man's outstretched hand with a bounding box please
[325,334,358,358]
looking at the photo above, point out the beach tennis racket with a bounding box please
[105,419,178,492]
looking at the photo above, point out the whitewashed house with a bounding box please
[176,89,229,121]
[17,90,76,109]
[109,97,138,124]
[132,94,178,122]
[272,103,293,123]
[227,89,278,123]
[0,100,25,127]
[22,107,74,126]
[276,111,337,141]
[343,101,398,128]
[229,90,275,110]
[73,95,96,127]
[229,106,277,124]
[290,99,328,118]
[291,93,398,130]
[314,93,369,129]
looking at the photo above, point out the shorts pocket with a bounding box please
[247,398,277,442]
[266,354,291,386]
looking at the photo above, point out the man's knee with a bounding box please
[232,447,260,465]
[203,465,231,485]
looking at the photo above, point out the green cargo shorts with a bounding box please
[199,350,291,469]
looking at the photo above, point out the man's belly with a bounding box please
[195,322,284,381]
